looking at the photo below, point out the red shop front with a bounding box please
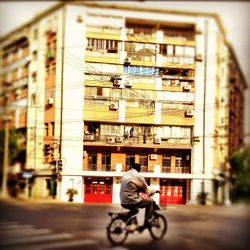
[160,179,186,204]
[84,177,113,203]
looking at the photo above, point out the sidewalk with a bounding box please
[166,203,250,218]
[1,197,249,218]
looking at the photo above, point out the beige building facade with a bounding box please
[0,2,247,204]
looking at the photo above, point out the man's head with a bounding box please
[131,163,141,172]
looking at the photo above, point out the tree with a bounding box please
[0,128,26,168]
[229,145,250,202]
[66,188,78,202]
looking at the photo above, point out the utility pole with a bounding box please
[202,19,209,195]
[0,93,11,198]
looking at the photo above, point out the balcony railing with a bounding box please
[86,25,121,35]
[85,163,190,174]
[84,133,191,146]
[87,164,111,171]
[162,166,190,174]
[163,30,194,42]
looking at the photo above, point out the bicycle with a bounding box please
[106,191,167,245]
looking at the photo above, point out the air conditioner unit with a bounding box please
[195,54,203,62]
[113,79,121,86]
[107,137,115,143]
[124,57,131,65]
[193,136,200,142]
[47,98,54,105]
[127,29,134,35]
[185,109,194,117]
[125,81,132,87]
[115,136,123,143]
[183,85,191,91]
[85,134,95,141]
[109,103,118,110]
[150,154,157,160]
[154,137,161,144]
[86,46,93,51]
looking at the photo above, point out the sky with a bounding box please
[0,0,249,142]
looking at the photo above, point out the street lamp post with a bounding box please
[0,93,11,198]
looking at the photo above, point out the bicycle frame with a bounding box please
[107,194,167,245]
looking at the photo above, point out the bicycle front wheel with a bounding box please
[107,217,128,245]
[148,213,167,240]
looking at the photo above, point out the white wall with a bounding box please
[61,175,83,202]
[61,5,85,172]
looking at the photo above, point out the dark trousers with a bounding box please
[122,198,154,224]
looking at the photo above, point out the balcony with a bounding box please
[85,50,120,61]
[163,30,194,42]
[87,164,111,172]
[162,166,191,174]
[126,27,156,42]
[84,133,191,147]
[162,56,195,65]
[86,25,121,39]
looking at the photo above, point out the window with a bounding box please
[51,122,55,136]
[123,66,159,77]
[175,154,183,167]
[139,153,148,172]
[46,66,50,78]
[87,38,119,52]
[88,151,97,171]
[126,152,135,171]
[44,123,49,136]
[31,93,36,106]
[53,40,57,54]
[135,66,140,75]
[102,151,111,171]
[51,88,55,98]
[162,154,171,173]
[163,154,171,167]
[32,72,37,83]
[123,66,128,74]
[100,124,122,135]
[45,88,50,100]
[32,50,37,60]
[52,63,56,75]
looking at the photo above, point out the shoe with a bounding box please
[137,225,145,232]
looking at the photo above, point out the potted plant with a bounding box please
[197,191,209,205]
[66,188,78,202]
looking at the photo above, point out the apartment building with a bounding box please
[0,2,247,204]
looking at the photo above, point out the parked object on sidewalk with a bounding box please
[197,191,209,205]
[66,188,78,202]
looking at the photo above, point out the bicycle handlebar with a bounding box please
[149,190,160,197]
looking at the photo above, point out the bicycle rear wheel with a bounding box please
[148,213,167,240]
[107,217,128,245]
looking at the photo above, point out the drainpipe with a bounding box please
[59,5,66,159]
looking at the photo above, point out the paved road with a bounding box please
[0,199,249,250]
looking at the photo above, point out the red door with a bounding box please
[160,179,185,205]
[84,177,113,203]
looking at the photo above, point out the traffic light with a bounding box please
[57,159,63,173]
[44,144,50,156]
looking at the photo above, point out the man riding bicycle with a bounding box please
[120,163,158,230]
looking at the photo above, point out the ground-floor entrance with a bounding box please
[84,177,113,203]
[160,179,186,204]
